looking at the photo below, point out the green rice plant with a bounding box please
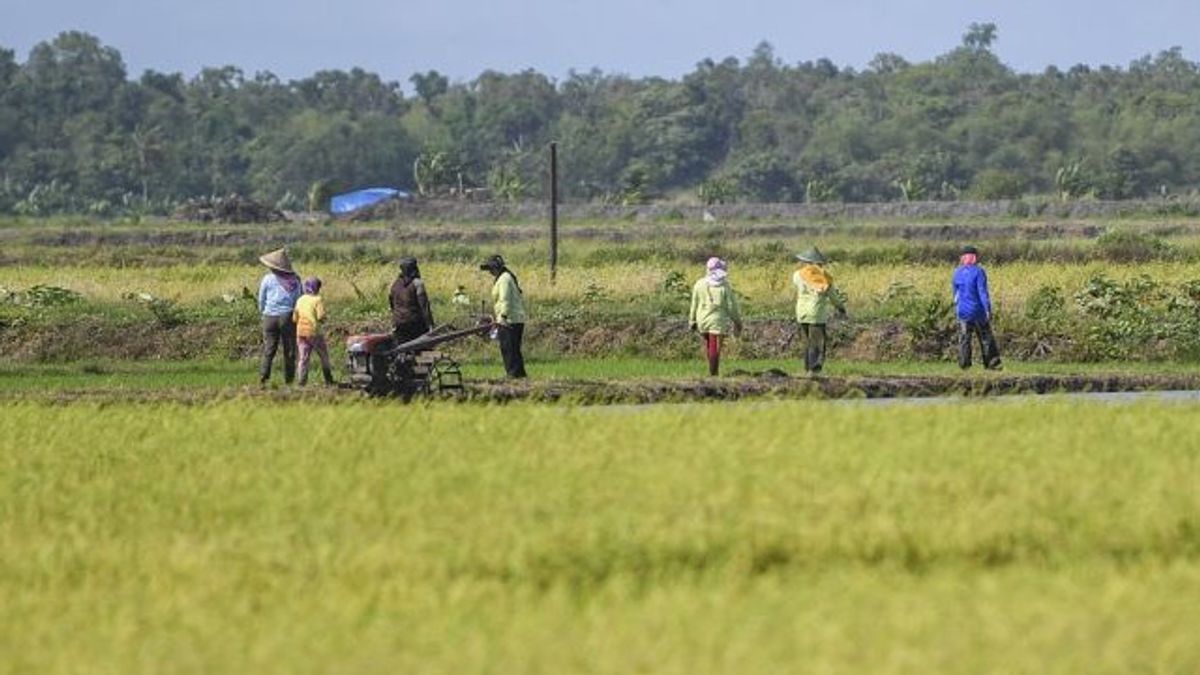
[1,400,1198,672]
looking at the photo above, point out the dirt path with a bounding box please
[463,372,1200,403]
[6,372,1200,405]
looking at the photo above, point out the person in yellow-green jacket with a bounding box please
[293,277,335,386]
[480,254,528,378]
[792,247,847,375]
[689,257,743,376]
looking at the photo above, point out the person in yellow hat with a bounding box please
[792,247,847,375]
[257,248,302,385]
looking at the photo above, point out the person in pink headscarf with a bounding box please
[688,257,743,376]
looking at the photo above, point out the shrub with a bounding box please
[697,177,739,205]
[970,169,1027,200]
[7,285,84,308]
[1094,229,1173,262]
[874,282,955,358]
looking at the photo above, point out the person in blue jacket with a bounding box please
[952,245,1002,370]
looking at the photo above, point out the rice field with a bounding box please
[3,215,1200,672]
[1,399,1198,673]
[7,259,1200,314]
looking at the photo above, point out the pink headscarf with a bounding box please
[706,257,728,285]
[273,269,300,292]
[960,253,978,266]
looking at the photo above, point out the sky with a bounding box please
[3,0,1200,88]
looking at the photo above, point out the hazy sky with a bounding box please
[4,0,1199,87]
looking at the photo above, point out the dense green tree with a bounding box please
[409,70,448,107]
[3,27,1200,214]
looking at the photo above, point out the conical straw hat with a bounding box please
[259,248,294,273]
[795,247,828,264]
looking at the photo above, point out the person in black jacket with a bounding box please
[389,257,433,343]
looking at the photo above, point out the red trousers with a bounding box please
[704,333,723,376]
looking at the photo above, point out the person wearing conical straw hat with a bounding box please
[257,247,302,385]
[792,247,847,375]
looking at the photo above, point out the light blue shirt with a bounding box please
[258,273,301,317]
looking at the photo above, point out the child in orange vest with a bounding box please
[294,277,335,386]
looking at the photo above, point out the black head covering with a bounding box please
[399,256,420,279]
[480,254,521,292]
[479,254,505,272]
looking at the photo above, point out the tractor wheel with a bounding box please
[427,357,465,394]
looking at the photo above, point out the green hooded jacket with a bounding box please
[491,271,527,324]
[689,277,742,334]
[792,265,847,324]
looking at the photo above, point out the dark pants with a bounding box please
[393,321,428,345]
[800,323,827,373]
[498,323,527,378]
[958,320,1002,369]
[260,314,297,383]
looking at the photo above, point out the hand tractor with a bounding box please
[345,320,493,397]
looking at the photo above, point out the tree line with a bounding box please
[1,24,1199,215]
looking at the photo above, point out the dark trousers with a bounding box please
[800,323,827,373]
[498,323,527,378]
[393,321,428,345]
[958,320,1002,369]
[260,314,297,383]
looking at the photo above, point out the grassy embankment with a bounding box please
[1,400,1197,672]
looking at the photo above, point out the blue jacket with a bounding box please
[952,264,992,322]
[258,273,301,317]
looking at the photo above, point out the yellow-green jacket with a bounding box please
[793,265,847,324]
[491,271,527,324]
[689,277,742,334]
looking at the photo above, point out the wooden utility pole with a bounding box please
[549,141,559,283]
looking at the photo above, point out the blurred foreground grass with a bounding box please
[1,400,1198,673]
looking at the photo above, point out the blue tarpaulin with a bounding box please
[329,187,409,215]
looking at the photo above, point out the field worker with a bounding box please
[293,277,335,386]
[257,247,302,385]
[792,247,847,375]
[452,285,471,308]
[953,245,1002,370]
[688,257,743,376]
[390,256,434,343]
[480,254,528,378]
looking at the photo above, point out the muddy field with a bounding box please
[8,371,1200,406]
[467,371,1200,404]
